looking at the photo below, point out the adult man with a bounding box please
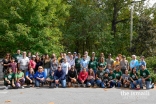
[54,65,66,88]
[12,50,22,62]
[130,55,139,71]
[75,53,81,74]
[84,51,90,62]
[80,55,89,71]
[106,54,114,68]
[18,51,29,75]
[120,55,129,74]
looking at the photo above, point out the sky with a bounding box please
[145,0,156,7]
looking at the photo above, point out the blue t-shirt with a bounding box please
[34,71,46,79]
[26,71,34,79]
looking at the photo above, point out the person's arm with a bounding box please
[59,70,66,81]
[78,72,82,81]
[26,71,32,81]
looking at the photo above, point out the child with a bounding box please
[102,72,110,88]
[9,58,17,73]
[122,70,130,88]
[46,70,55,88]
[15,68,25,88]
[4,67,15,89]
[26,68,35,87]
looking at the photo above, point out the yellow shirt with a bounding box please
[113,61,120,67]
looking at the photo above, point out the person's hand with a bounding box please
[81,80,84,83]
[55,80,59,84]
[41,78,44,81]
[142,78,145,82]
[133,81,136,84]
[30,79,32,83]
[12,84,15,87]
[7,80,10,84]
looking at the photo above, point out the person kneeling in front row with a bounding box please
[77,68,88,87]
[54,65,66,88]
[34,66,46,87]
[68,65,77,87]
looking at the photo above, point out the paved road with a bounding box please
[0,86,156,104]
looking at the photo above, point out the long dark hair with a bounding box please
[88,68,95,76]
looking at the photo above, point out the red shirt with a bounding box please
[29,60,36,69]
[78,71,88,81]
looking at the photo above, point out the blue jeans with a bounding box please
[35,79,45,87]
[87,79,95,87]
[130,80,139,89]
[55,76,66,88]
[138,78,152,89]
[116,81,121,87]
[96,79,105,88]
[110,80,116,88]
[44,68,50,78]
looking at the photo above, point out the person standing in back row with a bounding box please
[18,52,29,75]
[120,55,129,74]
[75,53,81,74]
[106,54,114,68]
[43,54,51,78]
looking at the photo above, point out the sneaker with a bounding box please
[21,86,24,89]
[151,83,154,89]
[82,84,86,88]
[5,86,8,90]
[8,85,11,88]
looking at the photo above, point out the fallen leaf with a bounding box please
[104,89,107,91]
[5,100,11,103]
[49,102,54,104]
[20,92,23,94]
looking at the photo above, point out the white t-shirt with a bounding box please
[18,57,29,66]
[68,59,75,66]
[61,62,70,75]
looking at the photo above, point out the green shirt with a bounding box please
[88,61,98,70]
[113,70,122,80]
[4,73,14,81]
[96,70,105,79]
[140,69,151,81]
[98,62,107,68]
[130,73,139,81]
[12,54,22,62]
[75,58,81,68]
[108,73,116,80]
[15,72,24,79]
[4,73,14,84]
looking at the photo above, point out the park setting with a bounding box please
[0,0,156,104]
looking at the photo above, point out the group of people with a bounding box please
[1,50,154,89]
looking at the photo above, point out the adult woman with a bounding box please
[130,67,139,89]
[98,57,107,70]
[15,68,25,88]
[113,65,122,87]
[29,55,36,70]
[68,65,77,87]
[34,66,46,87]
[1,53,11,73]
[4,67,15,89]
[50,57,58,72]
[86,68,95,87]
[88,57,98,74]
[9,58,17,73]
[26,68,35,87]
[122,70,130,88]
[43,54,51,78]
[61,58,70,75]
[78,68,88,87]
[35,55,43,73]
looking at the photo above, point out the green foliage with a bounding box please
[0,0,71,55]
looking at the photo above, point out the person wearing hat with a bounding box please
[91,52,98,61]
[102,72,110,88]
[120,55,129,74]
[96,65,105,88]
[106,54,114,68]
[29,55,36,70]
[66,52,71,62]
[73,52,78,60]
